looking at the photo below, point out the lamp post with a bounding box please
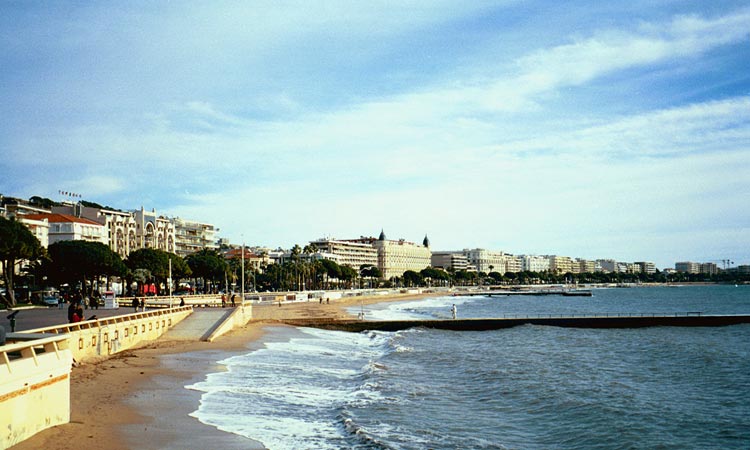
[241,242,245,312]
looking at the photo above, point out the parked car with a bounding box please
[43,296,59,307]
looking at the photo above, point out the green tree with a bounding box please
[44,240,126,298]
[360,264,382,288]
[185,249,227,293]
[126,248,190,294]
[402,270,423,287]
[0,217,45,307]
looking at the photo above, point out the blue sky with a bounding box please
[1,1,748,269]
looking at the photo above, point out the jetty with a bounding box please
[461,289,593,297]
[282,313,750,332]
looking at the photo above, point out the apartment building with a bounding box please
[576,258,596,273]
[53,203,137,257]
[521,255,550,273]
[635,261,657,274]
[462,248,509,273]
[23,213,107,246]
[310,238,378,269]
[15,215,49,248]
[171,216,217,257]
[431,252,471,272]
[549,255,574,274]
[675,261,700,274]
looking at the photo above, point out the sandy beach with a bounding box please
[10,291,439,450]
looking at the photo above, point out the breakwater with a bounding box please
[282,313,750,332]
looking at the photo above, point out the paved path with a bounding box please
[163,308,234,341]
[3,306,137,332]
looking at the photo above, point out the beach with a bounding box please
[10,292,437,450]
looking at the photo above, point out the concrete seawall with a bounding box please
[282,314,750,333]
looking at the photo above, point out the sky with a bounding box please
[1,1,749,269]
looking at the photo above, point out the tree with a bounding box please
[402,270,423,287]
[360,264,382,288]
[185,249,227,293]
[44,240,126,298]
[127,248,190,294]
[0,217,45,307]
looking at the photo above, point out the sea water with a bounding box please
[187,286,750,449]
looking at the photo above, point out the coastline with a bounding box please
[10,291,439,450]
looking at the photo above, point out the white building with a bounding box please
[521,255,551,273]
[134,207,176,253]
[310,238,378,269]
[369,231,432,279]
[23,213,107,246]
[171,216,217,257]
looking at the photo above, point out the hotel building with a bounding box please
[309,238,378,269]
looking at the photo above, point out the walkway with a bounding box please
[163,308,235,341]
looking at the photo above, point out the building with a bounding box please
[462,248,510,273]
[675,261,700,274]
[635,261,657,274]
[431,252,471,272]
[576,259,596,273]
[171,217,217,257]
[310,238,378,269]
[22,213,107,246]
[700,263,718,275]
[548,255,574,274]
[53,203,138,258]
[504,255,523,273]
[370,231,432,279]
[521,255,550,273]
[597,259,617,273]
[223,247,271,273]
[15,215,49,248]
[134,207,176,253]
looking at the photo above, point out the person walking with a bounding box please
[132,297,139,312]
[451,304,457,320]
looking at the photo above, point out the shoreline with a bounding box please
[10,291,439,450]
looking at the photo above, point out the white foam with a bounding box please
[188,326,391,449]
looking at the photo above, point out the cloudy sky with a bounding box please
[1,1,748,269]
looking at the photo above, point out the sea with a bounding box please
[187,285,750,449]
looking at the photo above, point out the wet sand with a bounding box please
[10,291,440,450]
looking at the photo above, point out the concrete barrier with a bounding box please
[205,302,253,342]
[22,306,193,363]
[1,333,73,448]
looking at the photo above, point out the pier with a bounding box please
[282,313,750,333]
[461,289,593,297]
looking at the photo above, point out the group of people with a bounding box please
[67,300,86,323]
[220,293,237,308]
[131,297,146,312]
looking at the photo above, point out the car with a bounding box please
[43,296,59,307]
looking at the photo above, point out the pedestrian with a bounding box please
[68,301,77,323]
[132,297,139,312]
[140,298,146,311]
[179,297,185,307]
[451,304,457,319]
[221,293,227,308]
[58,297,64,309]
[231,294,236,307]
